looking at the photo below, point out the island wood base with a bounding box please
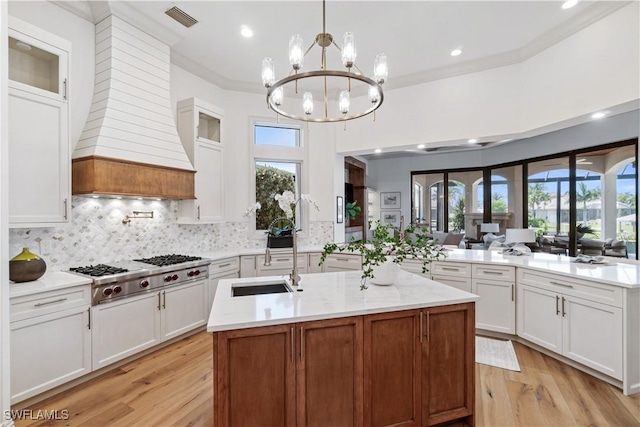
[212,302,475,427]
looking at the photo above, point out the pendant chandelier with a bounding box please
[261,0,388,123]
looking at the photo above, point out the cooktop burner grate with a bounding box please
[69,264,129,277]
[133,254,202,267]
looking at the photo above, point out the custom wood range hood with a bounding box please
[72,15,194,199]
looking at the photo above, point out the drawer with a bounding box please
[517,268,622,308]
[431,261,471,278]
[257,254,308,271]
[11,285,91,322]
[209,257,240,275]
[323,253,362,271]
[472,264,515,282]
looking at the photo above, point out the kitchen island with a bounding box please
[207,270,479,427]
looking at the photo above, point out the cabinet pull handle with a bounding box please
[63,78,67,100]
[34,297,67,307]
[441,267,459,271]
[336,258,350,262]
[290,327,295,363]
[276,258,290,262]
[87,307,91,329]
[419,311,423,343]
[482,270,503,275]
[157,292,161,311]
[426,312,430,341]
[63,198,68,220]
[511,284,515,302]
[197,205,201,220]
[562,297,566,317]
[550,281,573,289]
[556,295,560,315]
[300,327,305,361]
[218,263,231,268]
[162,291,166,309]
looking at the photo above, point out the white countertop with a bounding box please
[9,271,92,298]
[207,270,479,332]
[436,249,640,288]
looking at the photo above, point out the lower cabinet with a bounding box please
[92,279,207,370]
[471,279,515,334]
[322,253,362,272]
[11,305,91,403]
[257,253,308,277]
[214,303,475,427]
[517,283,623,380]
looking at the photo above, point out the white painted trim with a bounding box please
[1,0,12,422]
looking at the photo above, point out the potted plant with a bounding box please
[320,220,446,290]
[345,200,362,220]
[576,223,597,239]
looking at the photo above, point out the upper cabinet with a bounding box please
[8,17,70,227]
[177,98,225,223]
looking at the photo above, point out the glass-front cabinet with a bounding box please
[8,17,71,227]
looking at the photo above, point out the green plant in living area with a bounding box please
[346,200,362,219]
[320,220,446,290]
[576,223,597,238]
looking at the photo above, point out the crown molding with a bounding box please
[50,0,94,22]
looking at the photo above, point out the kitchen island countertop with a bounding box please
[207,269,479,332]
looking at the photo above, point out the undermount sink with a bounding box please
[231,280,292,297]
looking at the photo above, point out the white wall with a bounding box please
[337,2,639,154]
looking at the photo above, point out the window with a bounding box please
[252,121,307,233]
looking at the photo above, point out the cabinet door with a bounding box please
[422,303,475,427]
[307,253,323,274]
[11,306,91,403]
[562,296,623,380]
[8,88,69,226]
[297,316,363,427]
[472,279,515,334]
[430,274,472,293]
[214,324,296,427]
[240,255,256,277]
[193,140,224,222]
[208,271,239,312]
[517,284,563,353]
[364,310,420,427]
[92,293,161,370]
[161,280,207,341]
[258,254,308,277]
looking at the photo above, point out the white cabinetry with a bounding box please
[8,17,70,227]
[257,253,308,276]
[517,269,623,380]
[92,279,207,370]
[430,261,472,292]
[307,252,323,273]
[472,264,515,334]
[10,285,91,403]
[322,253,362,272]
[177,97,225,223]
[207,257,240,311]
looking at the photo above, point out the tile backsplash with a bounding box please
[9,197,333,270]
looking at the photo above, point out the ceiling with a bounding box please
[57,0,633,157]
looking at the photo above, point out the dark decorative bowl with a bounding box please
[9,247,47,283]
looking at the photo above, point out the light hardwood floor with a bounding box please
[14,331,639,427]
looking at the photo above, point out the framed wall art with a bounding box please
[380,210,401,228]
[380,192,401,209]
[336,196,344,223]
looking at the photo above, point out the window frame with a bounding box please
[250,118,309,238]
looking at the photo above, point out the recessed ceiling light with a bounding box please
[561,0,579,10]
[241,26,253,38]
[468,138,478,144]
[374,149,382,154]
[450,48,462,57]
[417,144,425,149]
[591,112,606,119]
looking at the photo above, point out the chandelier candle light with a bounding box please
[261,0,387,124]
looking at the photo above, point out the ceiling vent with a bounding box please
[165,6,198,28]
